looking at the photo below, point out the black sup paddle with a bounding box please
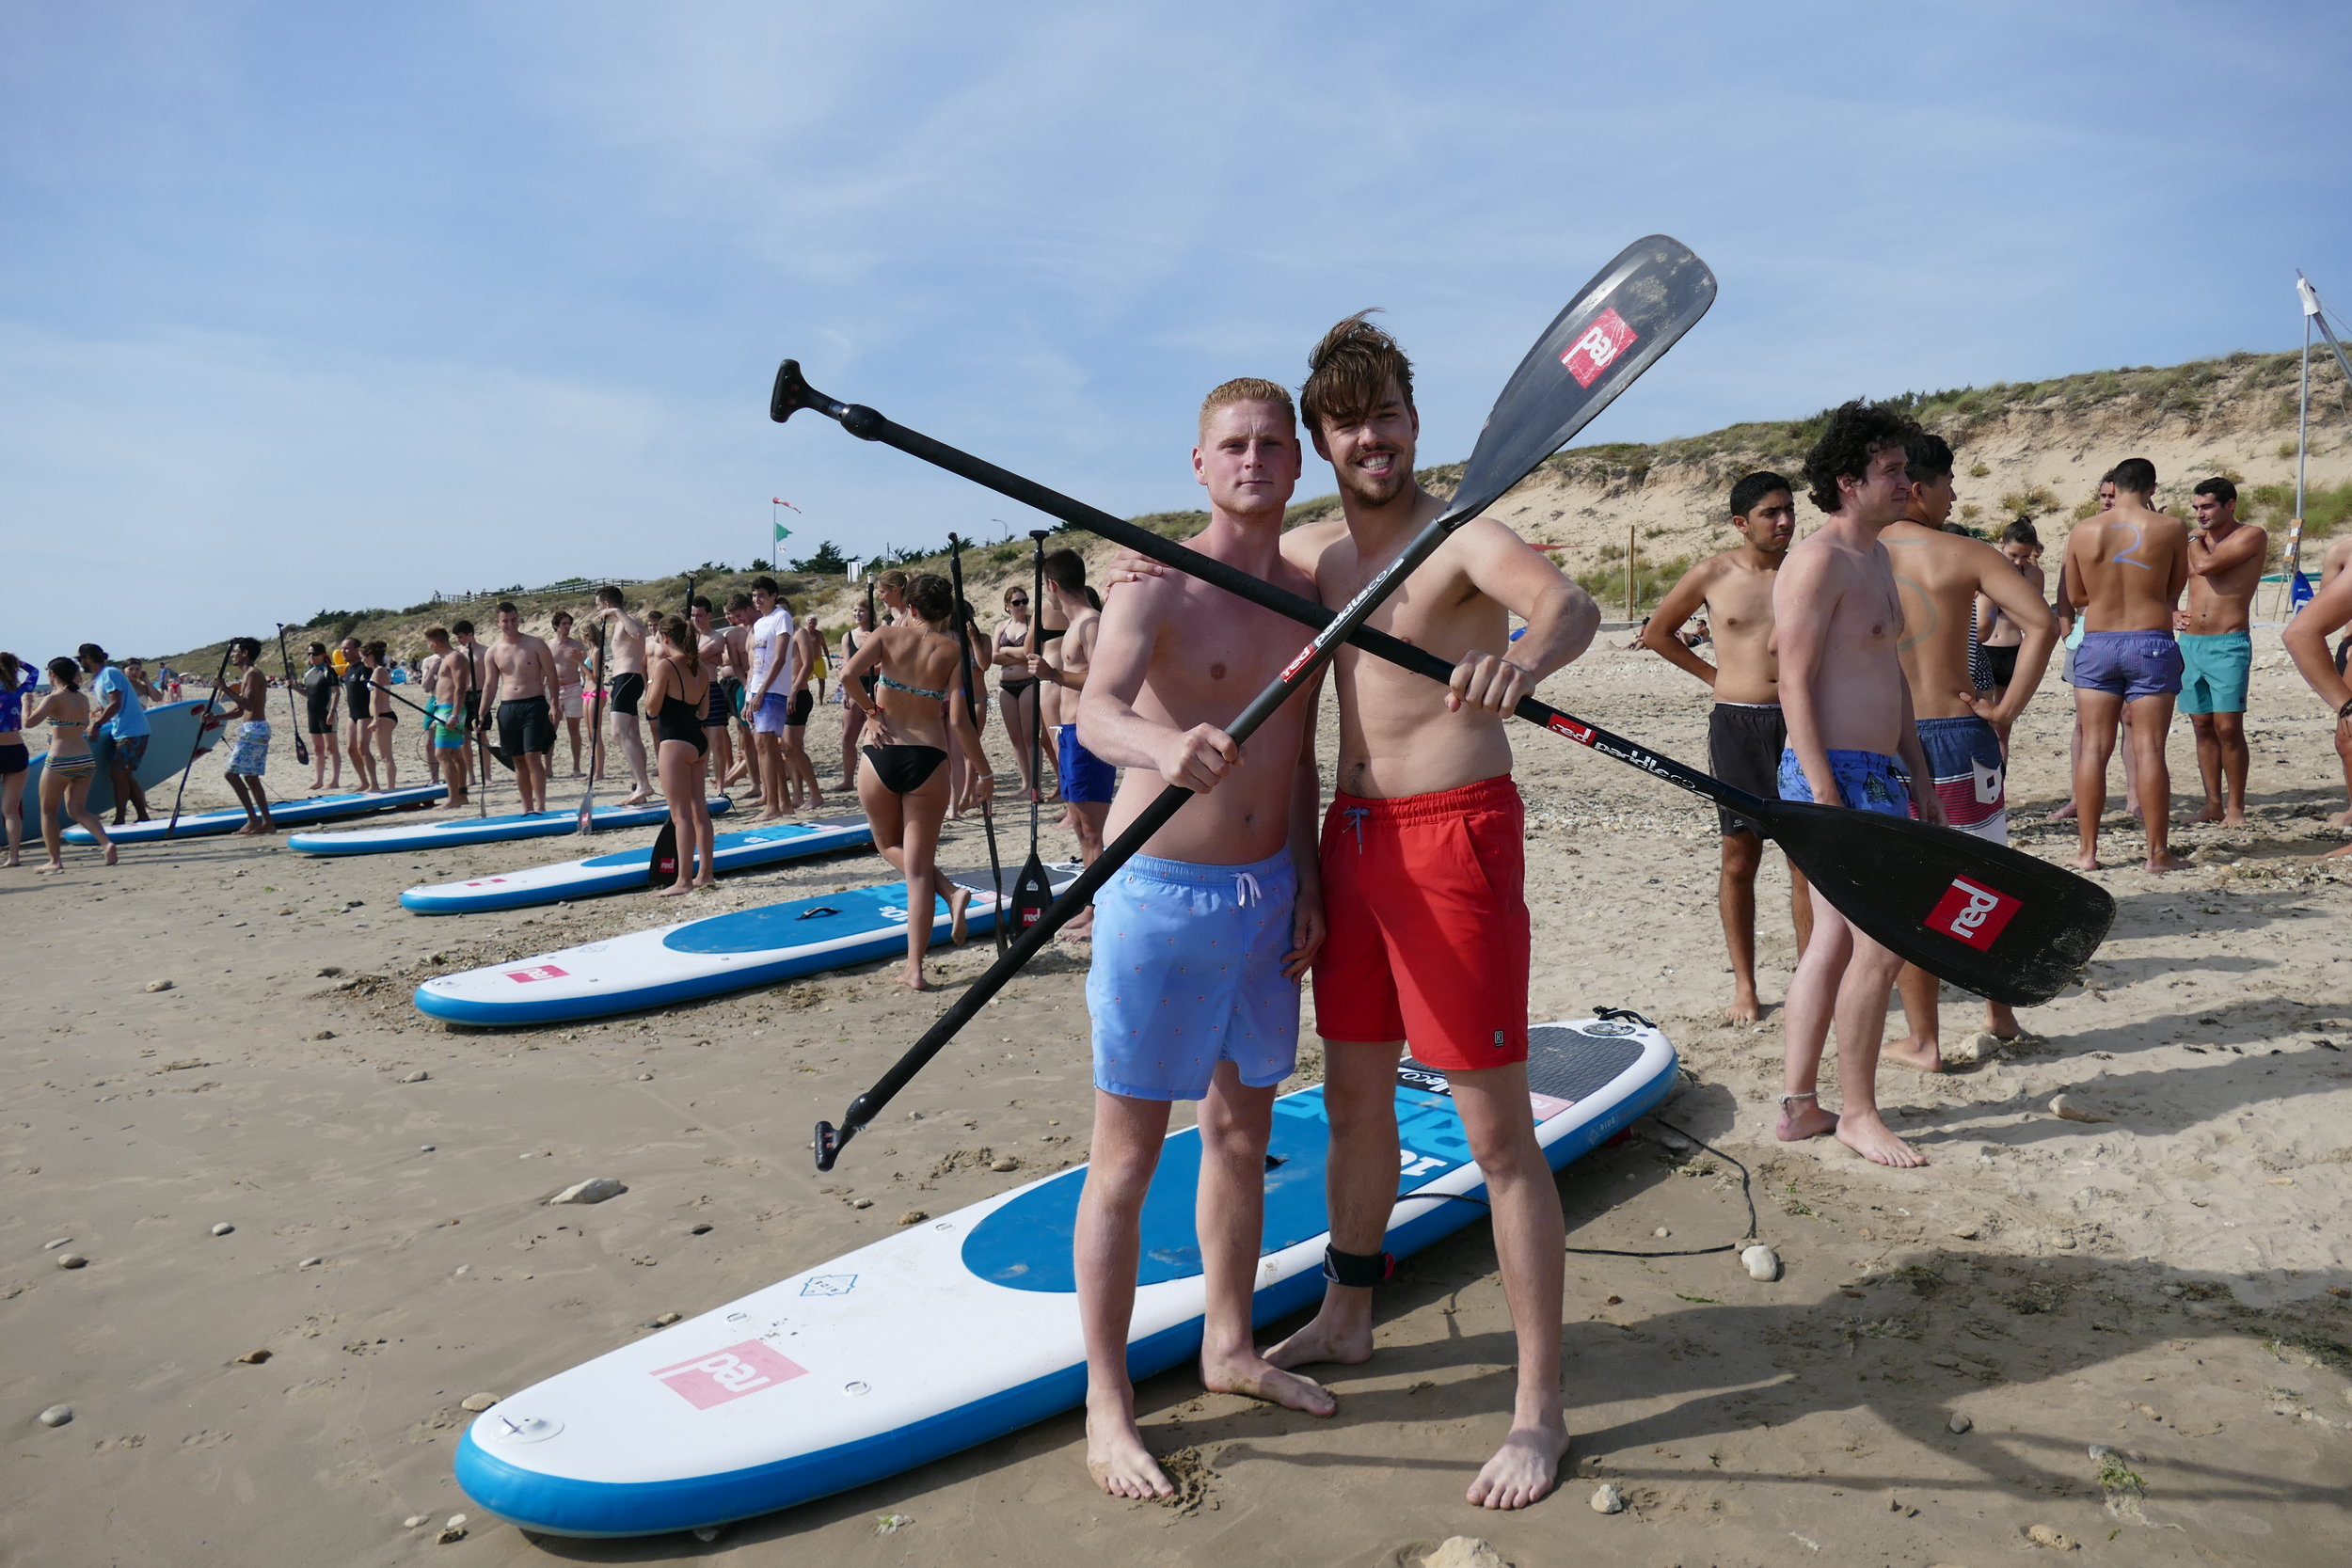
[773,291,2113,1014]
[273,624,310,768]
[946,533,1012,954]
[780,233,1717,1168]
[165,644,235,839]
[1003,531,1055,941]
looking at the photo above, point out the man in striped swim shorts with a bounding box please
[1878,429,2058,1067]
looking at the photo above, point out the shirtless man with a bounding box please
[1773,402,1945,1170]
[2282,541,2352,858]
[743,576,801,819]
[722,594,761,792]
[783,609,828,811]
[2063,457,2188,872]
[1266,315,1599,1511]
[424,626,473,806]
[212,637,276,834]
[417,637,446,786]
[2315,533,2352,832]
[1031,551,1108,932]
[473,601,560,814]
[690,597,735,786]
[1879,432,2059,1069]
[2181,477,2267,826]
[2051,475,2141,823]
[1072,377,1336,1500]
[549,611,591,777]
[1641,471,1813,1022]
[591,587,653,805]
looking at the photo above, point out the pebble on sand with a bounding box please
[2048,1094,2112,1124]
[549,1178,628,1206]
[460,1392,501,1413]
[38,1405,72,1428]
[653,1311,682,1326]
[897,1211,929,1227]
[397,1070,429,1084]
[298,1257,323,1268]
[42,1238,71,1250]
[236,1349,272,1364]
[437,1513,469,1544]
[1740,1243,1780,1281]
[56,1253,87,1270]
[1420,1538,1511,1568]
[2026,1523,2078,1550]
[145,979,175,993]
[1589,1482,1627,1514]
[211,1222,235,1236]
[1947,1413,1974,1434]
[405,1515,428,1528]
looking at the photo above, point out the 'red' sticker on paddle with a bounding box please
[1547,715,1594,744]
[1925,876,2021,951]
[1559,308,1638,388]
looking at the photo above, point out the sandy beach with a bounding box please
[6,632,2350,1567]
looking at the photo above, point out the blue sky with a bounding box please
[6,1,2348,661]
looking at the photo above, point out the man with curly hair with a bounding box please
[1774,402,1945,1168]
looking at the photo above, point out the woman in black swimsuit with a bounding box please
[839,573,993,991]
[644,615,716,896]
[991,581,1044,800]
[342,645,378,792]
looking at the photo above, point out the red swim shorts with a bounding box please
[1311,774,1530,1071]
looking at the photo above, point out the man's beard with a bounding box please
[1336,451,1410,508]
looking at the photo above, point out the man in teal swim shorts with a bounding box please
[1774,402,1946,1169]
[2183,476,2266,827]
[1070,376,1333,1500]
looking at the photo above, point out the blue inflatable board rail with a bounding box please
[412,865,1077,1025]
[68,784,447,844]
[289,798,731,856]
[453,1016,1679,1537]
[400,816,872,914]
[18,699,224,829]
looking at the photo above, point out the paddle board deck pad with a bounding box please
[453,1016,1677,1536]
[288,798,731,856]
[413,864,1079,1025]
[19,699,224,827]
[400,817,873,914]
[66,784,447,844]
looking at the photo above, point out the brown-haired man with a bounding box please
[2181,476,2265,826]
[473,602,559,814]
[1879,431,2058,1069]
[1774,402,1944,1170]
[423,626,473,806]
[1268,314,1600,1511]
[2062,457,2188,871]
[1641,469,1813,1022]
[593,586,653,806]
[549,610,591,777]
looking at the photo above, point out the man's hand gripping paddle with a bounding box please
[777,234,1718,1170]
[1003,531,1056,942]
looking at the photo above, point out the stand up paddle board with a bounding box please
[18,699,224,828]
[66,784,447,845]
[289,798,732,856]
[453,1015,1679,1537]
[412,865,1078,1026]
[400,817,875,914]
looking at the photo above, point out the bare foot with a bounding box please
[2185,801,2224,825]
[2145,850,2188,873]
[2069,852,2100,872]
[1084,1396,1173,1501]
[1263,1302,1374,1370]
[1200,1352,1336,1416]
[37,863,65,875]
[1466,1420,1570,1511]
[103,844,118,866]
[1882,1034,1944,1074]
[616,792,651,808]
[1725,985,1761,1024]
[948,883,972,946]
[1059,910,1094,942]
[692,877,718,891]
[2319,842,2352,862]
[2221,809,2245,828]
[898,964,930,992]
[232,823,259,836]
[1774,1093,1838,1142]
[2047,803,2077,823]
[653,881,691,898]
[2327,807,2352,830]
[1835,1108,1927,1167]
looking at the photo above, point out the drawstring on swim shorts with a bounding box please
[1341,804,1370,852]
[1233,871,1263,908]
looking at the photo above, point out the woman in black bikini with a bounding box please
[991,582,1044,801]
[342,644,378,792]
[643,615,717,896]
[839,573,993,991]
[26,657,116,872]
[835,599,875,794]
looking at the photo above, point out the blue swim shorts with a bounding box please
[751,691,793,736]
[1778,747,1912,817]
[2178,630,2250,716]
[2073,629,2183,702]
[1057,724,1118,804]
[1086,848,1299,1101]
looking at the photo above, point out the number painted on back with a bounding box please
[2111,522,2149,572]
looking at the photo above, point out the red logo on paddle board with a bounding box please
[1559,309,1638,388]
[650,1340,807,1410]
[505,964,569,983]
[1925,877,2020,951]
[1547,715,1594,744]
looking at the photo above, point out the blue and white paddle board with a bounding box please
[400,817,875,914]
[412,865,1076,1025]
[67,784,447,844]
[18,699,224,828]
[289,798,732,857]
[453,1016,1679,1537]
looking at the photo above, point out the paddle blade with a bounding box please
[647,819,680,887]
[1449,236,1717,523]
[1009,852,1053,935]
[1762,801,2113,1006]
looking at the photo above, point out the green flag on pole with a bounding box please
[771,498,800,563]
